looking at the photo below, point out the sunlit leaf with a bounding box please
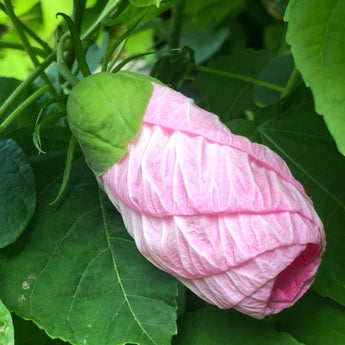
[285,0,345,155]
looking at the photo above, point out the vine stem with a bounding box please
[57,34,80,87]
[281,67,301,98]
[0,85,50,133]
[195,65,285,93]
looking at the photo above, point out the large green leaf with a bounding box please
[273,292,345,345]
[172,306,301,345]
[192,50,268,121]
[0,299,14,345]
[0,129,177,345]
[285,0,345,155]
[228,85,345,306]
[0,139,36,248]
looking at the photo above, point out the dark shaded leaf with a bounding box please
[274,292,345,345]
[0,139,36,248]
[173,306,301,345]
[192,50,268,121]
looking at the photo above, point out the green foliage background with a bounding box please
[0,0,344,344]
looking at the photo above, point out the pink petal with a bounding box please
[101,82,326,318]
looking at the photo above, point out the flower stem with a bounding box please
[0,85,50,133]
[195,65,285,93]
[73,0,87,34]
[169,0,185,49]
[280,67,301,98]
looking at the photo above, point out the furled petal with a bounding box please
[101,82,326,319]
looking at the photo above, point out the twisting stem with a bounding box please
[195,65,285,93]
[57,34,80,87]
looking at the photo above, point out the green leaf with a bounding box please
[192,50,268,121]
[285,0,345,155]
[40,0,73,37]
[180,27,229,64]
[228,85,345,307]
[172,306,301,345]
[105,1,177,28]
[0,129,177,345]
[0,139,36,248]
[0,299,14,345]
[273,292,345,345]
[183,0,244,30]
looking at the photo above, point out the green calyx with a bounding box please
[67,71,156,176]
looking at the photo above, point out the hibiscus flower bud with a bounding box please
[67,71,326,319]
